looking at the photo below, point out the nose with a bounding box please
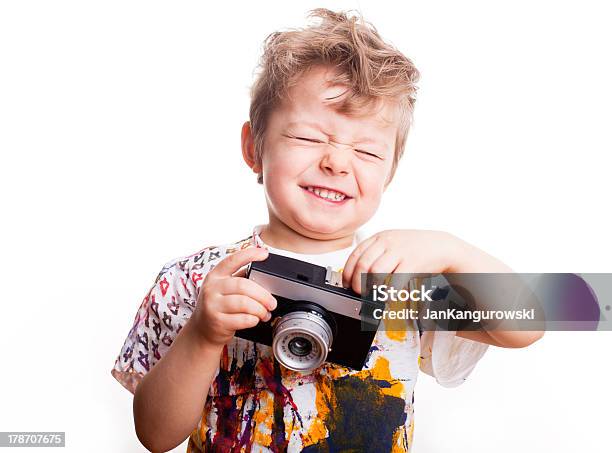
[320,142,351,176]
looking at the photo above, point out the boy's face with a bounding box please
[250,65,398,241]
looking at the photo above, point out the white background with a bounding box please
[1,1,610,452]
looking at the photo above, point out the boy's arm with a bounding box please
[133,319,222,453]
[130,246,273,452]
[342,230,545,348]
[445,242,545,348]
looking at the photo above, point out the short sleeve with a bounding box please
[418,330,488,388]
[111,257,198,394]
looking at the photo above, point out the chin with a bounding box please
[293,216,350,238]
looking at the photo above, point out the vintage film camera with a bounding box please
[236,252,384,372]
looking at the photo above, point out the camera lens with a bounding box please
[272,305,334,372]
[288,337,312,357]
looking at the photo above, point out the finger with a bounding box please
[350,241,387,294]
[221,295,271,322]
[386,260,412,291]
[232,266,248,278]
[393,259,421,291]
[342,235,378,288]
[394,259,418,274]
[220,312,261,331]
[221,276,277,311]
[212,246,269,278]
[368,251,403,289]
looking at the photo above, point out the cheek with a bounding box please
[261,149,306,204]
[262,145,312,178]
[356,166,388,202]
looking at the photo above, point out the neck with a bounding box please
[259,217,355,254]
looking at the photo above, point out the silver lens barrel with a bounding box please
[272,311,333,372]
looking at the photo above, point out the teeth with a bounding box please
[306,186,346,201]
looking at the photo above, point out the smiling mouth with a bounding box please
[300,185,352,202]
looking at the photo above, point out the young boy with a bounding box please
[112,9,543,452]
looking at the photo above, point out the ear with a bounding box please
[241,121,262,175]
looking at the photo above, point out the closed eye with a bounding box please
[295,136,325,144]
[355,149,383,160]
[282,134,325,144]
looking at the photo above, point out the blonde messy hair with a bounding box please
[249,8,420,184]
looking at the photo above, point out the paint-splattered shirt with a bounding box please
[112,225,488,452]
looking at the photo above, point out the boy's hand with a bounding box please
[342,230,466,294]
[189,246,277,347]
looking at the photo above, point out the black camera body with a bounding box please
[235,252,383,371]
